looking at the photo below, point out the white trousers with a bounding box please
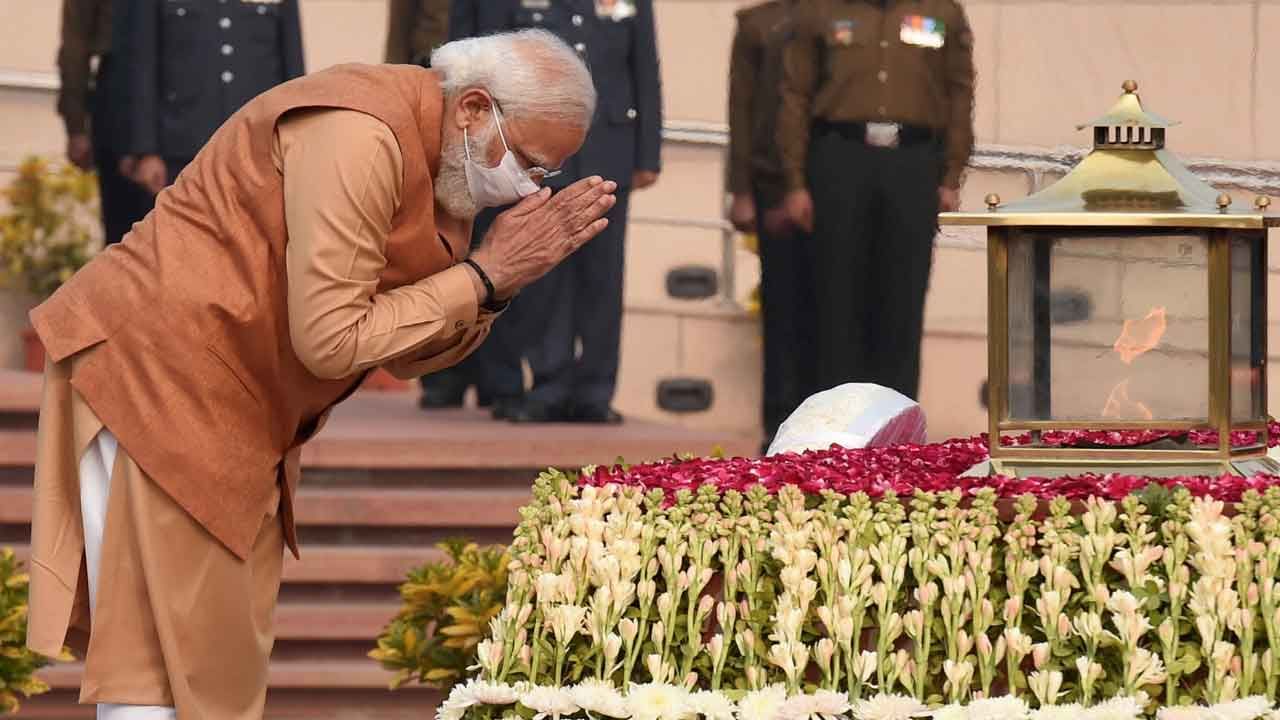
[78,429,178,720]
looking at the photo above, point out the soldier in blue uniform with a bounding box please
[441,0,663,424]
[118,0,306,194]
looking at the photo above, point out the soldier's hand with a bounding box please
[632,170,659,191]
[938,186,961,213]
[66,134,93,171]
[469,176,618,299]
[132,155,168,195]
[783,189,814,233]
[762,206,792,237]
[728,194,756,233]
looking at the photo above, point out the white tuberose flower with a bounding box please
[570,679,631,718]
[437,681,480,720]
[852,693,929,720]
[626,682,692,720]
[738,685,788,720]
[687,690,738,720]
[521,685,581,720]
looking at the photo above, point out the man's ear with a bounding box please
[454,88,494,130]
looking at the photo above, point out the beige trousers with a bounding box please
[27,359,286,719]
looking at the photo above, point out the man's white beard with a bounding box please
[433,121,495,220]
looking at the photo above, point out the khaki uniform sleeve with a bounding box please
[943,3,976,189]
[56,0,97,136]
[777,9,819,193]
[279,109,488,380]
[727,12,760,196]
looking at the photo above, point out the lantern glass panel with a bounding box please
[1230,233,1267,423]
[1006,229,1210,423]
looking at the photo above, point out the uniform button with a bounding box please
[166,91,178,102]
[257,4,267,14]
[574,42,586,53]
[572,14,583,25]
[219,17,231,29]
[878,106,887,116]
[880,40,889,48]
[878,70,888,83]
[221,70,235,84]
[221,44,234,56]
[626,108,637,119]
[532,11,543,21]
[176,7,187,16]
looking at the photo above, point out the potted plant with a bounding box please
[0,156,101,372]
[0,547,66,714]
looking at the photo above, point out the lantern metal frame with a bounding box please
[942,82,1280,477]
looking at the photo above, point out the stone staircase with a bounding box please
[0,370,756,718]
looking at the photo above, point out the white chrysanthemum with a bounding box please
[931,705,967,720]
[570,679,631,718]
[1155,707,1213,720]
[1030,704,1085,720]
[1087,696,1144,720]
[738,685,789,720]
[966,695,1030,720]
[520,685,580,719]
[687,690,738,720]
[626,682,692,720]
[1211,697,1276,720]
[437,682,478,720]
[467,679,521,706]
[779,690,852,720]
[852,693,929,720]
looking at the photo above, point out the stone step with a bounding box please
[14,688,442,719]
[0,485,531,528]
[10,544,444,586]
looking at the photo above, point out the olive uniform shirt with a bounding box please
[385,0,451,65]
[777,0,975,190]
[56,0,112,136]
[727,0,798,208]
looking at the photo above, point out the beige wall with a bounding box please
[4,0,1280,445]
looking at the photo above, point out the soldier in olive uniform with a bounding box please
[728,0,818,450]
[385,0,451,67]
[776,0,974,401]
[444,0,663,424]
[119,0,306,195]
[57,0,154,246]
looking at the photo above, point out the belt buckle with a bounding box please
[865,122,901,148]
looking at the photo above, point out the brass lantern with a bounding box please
[944,81,1278,478]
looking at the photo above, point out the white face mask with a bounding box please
[463,106,541,209]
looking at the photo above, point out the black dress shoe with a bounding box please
[490,396,524,421]
[418,388,465,409]
[570,405,624,424]
[507,401,571,423]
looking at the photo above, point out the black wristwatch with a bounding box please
[463,258,510,312]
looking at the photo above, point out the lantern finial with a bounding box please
[1217,193,1233,211]
[1122,79,1138,94]
[1255,195,1271,210]
[985,193,1002,211]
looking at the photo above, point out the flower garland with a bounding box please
[440,680,1280,719]
[581,423,1280,504]
[453,467,1280,719]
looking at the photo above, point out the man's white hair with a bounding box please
[431,29,596,128]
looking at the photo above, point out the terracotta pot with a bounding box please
[359,367,412,392]
[22,327,45,373]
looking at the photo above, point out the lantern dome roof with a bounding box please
[943,81,1275,228]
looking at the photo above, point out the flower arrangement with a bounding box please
[1,548,60,714]
[0,156,100,301]
[441,422,1280,718]
[371,539,510,689]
